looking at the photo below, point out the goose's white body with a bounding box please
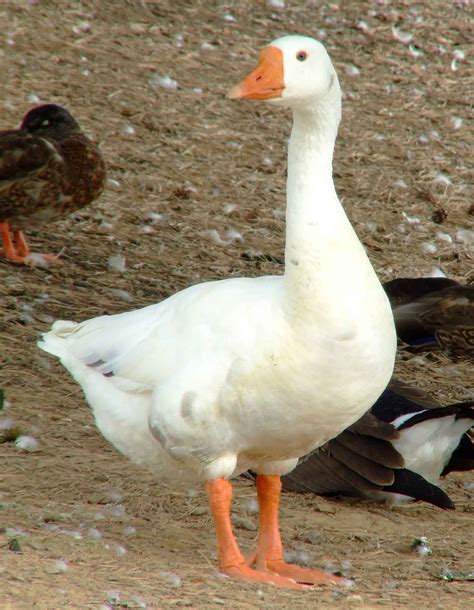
[39,36,396,486]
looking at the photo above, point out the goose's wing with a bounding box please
[41,275,283,392]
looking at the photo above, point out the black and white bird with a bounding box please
[282,379,474,509]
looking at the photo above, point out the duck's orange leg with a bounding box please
[206,478,309,589]
[12,229,62,265]
[0,222,28,263]
[0,223,62,265]
[12,230,30,257]
[250,475,342,585]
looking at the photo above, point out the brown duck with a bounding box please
[384,277,474,360]
[0,104,106,265]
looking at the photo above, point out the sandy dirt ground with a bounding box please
[0,1,473,608]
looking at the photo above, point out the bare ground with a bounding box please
[0,1,473,608]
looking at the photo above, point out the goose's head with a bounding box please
[229,35,339,109]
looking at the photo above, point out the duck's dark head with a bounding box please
[21,104,80,141]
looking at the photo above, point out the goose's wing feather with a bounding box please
[45,275,283,391]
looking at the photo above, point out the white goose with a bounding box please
[39,36,396,589]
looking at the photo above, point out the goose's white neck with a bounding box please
[282,94,379,327]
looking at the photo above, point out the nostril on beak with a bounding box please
[256,75,262,81]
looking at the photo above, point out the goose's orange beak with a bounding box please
[228,47,284,100]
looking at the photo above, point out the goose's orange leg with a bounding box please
[206,479,309,589]
[250,475,342,585]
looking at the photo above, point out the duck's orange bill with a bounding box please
[228,47,284,100]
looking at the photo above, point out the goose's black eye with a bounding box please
[296,51,307,62]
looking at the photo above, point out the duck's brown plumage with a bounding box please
[383,278,474,360]
[0,104,106,264]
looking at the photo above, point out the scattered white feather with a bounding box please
[106,591,121,605]
[107,178,121,189]
[110,289,133,303]
[5,527,24,538]
[266,0,285,8]
[450,116,463,130]
[97,220,113,233]
[15,435,40,452]
[159,570,182,587]
[273,207,285,219]
[139,225,153,234]
[432,173,451,187]
[453,48,465,61]
[34,292,49,304]
[393,179,408,189]
[429,265,447,278]
[24,253,52,267]
[122,124,136,136]
[408,44,423,58]
[421,242,437,254]
[364,221,378,233]
[345,64,360,77]
[418,134,429,144]
[200,41,216,51]
[283,549,312,566]
[436,232,452,243]
[72,20,92,35]
[262,157,273,167]
[113,544,127,556]
[46,559,69,574]
[104,503,126,518]
[26,93,41,104]
[223,13,236,22]
[81,69,90,77]
[450,59,459,71]
[174,33,184,48]
[149,74,179,91]
[107,489,123,503]
[192,87,203,94]
[224,229,243,242]
[0,417,16,430]
[146,211,167,225]
[123,526,137,536]
[411,355,428,366]
[35,355,53,369]
[356,20,369,33]
[223,203,237,215]
[87,527,103,540]
[456,229,474,246]
[108,254,127,273]
[202,229,241,245]
[412,536,432,557]
[243,498,259,514]
[392,27,413,44]
[373,133,385,141]
[402,212,420,225]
